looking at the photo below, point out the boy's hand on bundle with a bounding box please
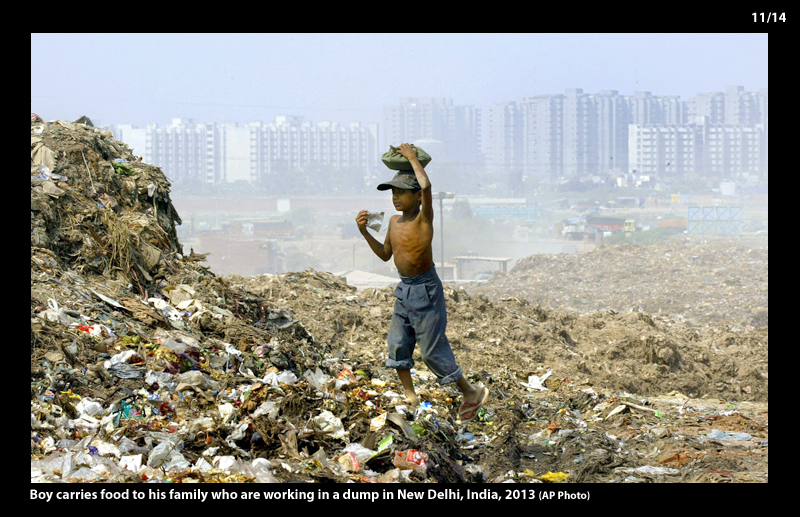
[396,143,418,161]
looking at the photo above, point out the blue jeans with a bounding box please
[385,266,463,385]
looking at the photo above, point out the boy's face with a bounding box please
[391,187,421,212]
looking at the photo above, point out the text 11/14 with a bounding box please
[752,12,785,22]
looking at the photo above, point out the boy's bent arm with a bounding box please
[361,223,393,262]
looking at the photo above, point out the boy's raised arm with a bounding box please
[397,143,433,221]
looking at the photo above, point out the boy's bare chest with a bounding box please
[390,219,432,249]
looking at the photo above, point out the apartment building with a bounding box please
[629,123,703,177]
[249,116,378,181]
[382,97,481,165]
[629,117,766,178]
[111,116,379,186]
[484,86,767,180]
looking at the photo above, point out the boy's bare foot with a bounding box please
[404,391,420,407]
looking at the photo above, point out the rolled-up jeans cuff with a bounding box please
[385,358,414,370]
[437,365,462,385]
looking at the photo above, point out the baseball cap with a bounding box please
[376,171,421,191]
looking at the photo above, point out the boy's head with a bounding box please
[378,171,421,211]
[377,171,420,193]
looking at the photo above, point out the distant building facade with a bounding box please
[483,86,767,180]
[382,97,481,165]
[111,116,379,186]
[629,116,767,179]
[250,116,379,182]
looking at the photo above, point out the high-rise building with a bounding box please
[111,116,379,187]
[382,98,481,165]
[484,86,767,181]
[250,116,378,182]
[629,116,766,178]
[519,94,563,179]
[629,123,703,177]
[484,100,523,173]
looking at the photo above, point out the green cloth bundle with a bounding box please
[381,145,432,171]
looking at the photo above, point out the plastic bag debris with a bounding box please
[119,454,142,473]
[312,410,346,439]
[615,465,680,477]
[705,429,753,441]
[75,398,104,418]
[522,369,552,391]
[366,211,385,232]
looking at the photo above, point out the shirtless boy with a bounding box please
[355,143,489,422]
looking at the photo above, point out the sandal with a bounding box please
[457,386,489,423]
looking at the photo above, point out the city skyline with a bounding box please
[107,85,767,190]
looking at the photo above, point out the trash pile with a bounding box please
[471,239,768,328]
[31,115,767,484]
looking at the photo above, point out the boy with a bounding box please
[355,143,489,423]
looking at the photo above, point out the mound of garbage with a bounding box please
[31,114,767,484]
[471,239,768,328]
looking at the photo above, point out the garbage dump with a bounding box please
[471,239,768,328]
[31,114,767,484]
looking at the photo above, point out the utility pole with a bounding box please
[435,191,455,266]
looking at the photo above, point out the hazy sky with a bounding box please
[31,33,768,128]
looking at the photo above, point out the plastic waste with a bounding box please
[119,454,142,473]
[160,337,186,354]
[342,443,376,465]
[456,432,475,443]
[212,455,238,472]
[378,468,413,483]
[387,413,418,441]
[522,369,552,391]
[37,298,81,325]
[370,412,387,431]
[76,398,104,418]
[118,436,148,455]
[218,402,236,423]
[392,449,428,475]
[338,452,361,472]
[304,367,332,392]
[147,436,185,470]
[107,363,145,379]
[263,370,298,387]
[616,465,680,477]
[253,400,280,419]
[366,211,384,232]
[309,448,345,476]
[188,417,216,435]
[538,471,569,482]
[247,458,280,483]
[175,370,221,391]
[311,410,346,439]
[705,429,752,441]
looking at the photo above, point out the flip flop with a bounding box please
[457,386,489,423]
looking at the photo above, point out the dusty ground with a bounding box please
[470,237,768,328]
[30,116,767,484]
